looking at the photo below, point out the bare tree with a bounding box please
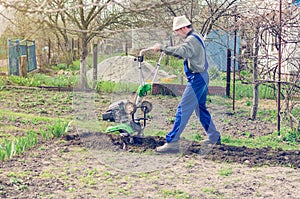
[0,0,170,89]
[234,0,300,128]
[150,0,240,37]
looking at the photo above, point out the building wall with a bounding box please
[206,30,240,72]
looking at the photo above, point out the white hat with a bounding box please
[172,15,191,31]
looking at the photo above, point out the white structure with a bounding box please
[255,0,300,81]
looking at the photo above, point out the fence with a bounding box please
[8,39,37,75]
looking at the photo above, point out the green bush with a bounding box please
[9,75,41,87]
[51,59,80,71]
[69,60,80,71]
[51,63,68,71]
[281,129,299,144]
[96,80,116,93]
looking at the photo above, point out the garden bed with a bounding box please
[0,88,299,198]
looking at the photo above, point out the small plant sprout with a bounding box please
[218,166,233,177]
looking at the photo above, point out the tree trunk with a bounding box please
[251,83,259,120]
[79,37,89,90]
[80,57,89,90]
[250,27,260,120]
[93,43,98,89]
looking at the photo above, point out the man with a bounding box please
[152,15,221,153]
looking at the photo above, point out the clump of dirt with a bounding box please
[76,131,165,153]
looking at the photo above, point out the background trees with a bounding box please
[0,0,299,131]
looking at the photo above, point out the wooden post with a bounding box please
[226,49,231,97]
[35,41,42,69]
[18,55,28,77]
[277,0,282,134]
[72,38,75,61]
[77,39,80,58]
[232,15,237,111]
[93,43,98,89]
[48,39,51,65]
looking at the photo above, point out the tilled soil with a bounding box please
[1,131,299,199]
[77,131,300,168]
[0,87,299,198]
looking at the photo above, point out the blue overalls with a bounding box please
[166,34,220,143]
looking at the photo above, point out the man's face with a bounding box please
[174,27,186,39]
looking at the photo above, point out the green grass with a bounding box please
[75,119,104,131]
[40,170,58,179]
[147,55,184,77]
[0,88,73,117]
[291,106,300,119]
[232,81,276,100]
[221,128,300,150]
[218,166,233,177]
[161,189,190,199]
[257,109,277,122]
[4,73,77,88]
[0,77,6,90]
[0,109,64,123]
[95,80,138,93]
[201,187,222,198]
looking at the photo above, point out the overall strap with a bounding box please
[192,33,208,69]
[184,33,209,81]
[191,34,206,55]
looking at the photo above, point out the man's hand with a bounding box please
[152,43,163,52]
